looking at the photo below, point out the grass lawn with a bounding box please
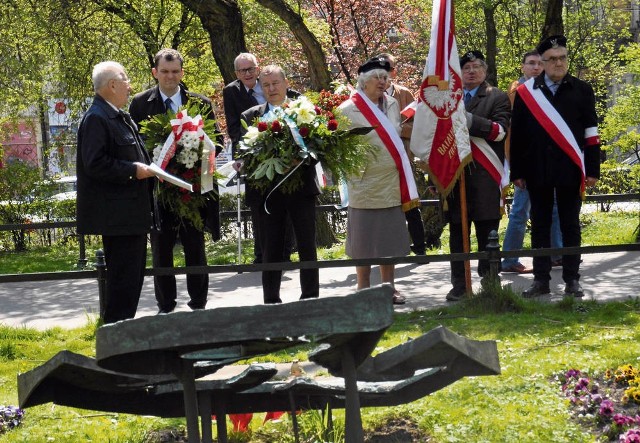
[1,294,639,442]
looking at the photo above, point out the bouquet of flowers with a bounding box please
[238,92,373,194]
[139,100,222,230]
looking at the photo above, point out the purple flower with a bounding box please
[620,428,640,443]
[614,413,636,426]
[566,369,582,379]
[577,377,590,388]
[599,399,615,417]
[0,405,24,433]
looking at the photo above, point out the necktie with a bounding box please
[549,83,560,95]
[464,92,472,107]
[164,97,174,112]
[248,88,258,106]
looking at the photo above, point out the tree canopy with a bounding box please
[0,0,637,160]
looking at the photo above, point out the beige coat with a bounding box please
[338,95,403,209]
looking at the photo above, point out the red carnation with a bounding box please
[299,126,310,138]
[314,106,322,115]
[182,169,195,180]
[181,193,192,202]
[327,119,338,131]
[271,120,282,133]
[258,121,268,132]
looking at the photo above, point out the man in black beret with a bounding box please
[445,50,511,301]
[459,50,485,69]
[510,35,601,298]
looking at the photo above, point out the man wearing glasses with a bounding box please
[510,35,601,298]
[445,50,510,302]
[223,53,266,149]
[223,53,298,264]
[501,50,563,275]
[76,61,155,323]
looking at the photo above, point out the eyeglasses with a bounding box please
[462,65,483,73]
[542,55,567,64]
[236,66,257,75]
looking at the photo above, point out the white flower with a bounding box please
[152,144,164,163]
[288,97,316,125]
[177,148,198,168]
[243,126,261,146]
[179,131,201,150]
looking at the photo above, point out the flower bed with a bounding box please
[558,365,640,442]
[0,405,24,434]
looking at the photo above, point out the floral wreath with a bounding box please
[139,100,222,230]
[238,92,374,196]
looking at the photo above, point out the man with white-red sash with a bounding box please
[445,50,511,302]
[510,35,601,298]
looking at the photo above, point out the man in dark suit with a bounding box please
[511,35,601,298]
[240,65,320,304]
[76,61,155,323]
[445,50,511,302]
[223,53,297,263]
[129,48,222,314]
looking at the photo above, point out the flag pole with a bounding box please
[458,172,473,295]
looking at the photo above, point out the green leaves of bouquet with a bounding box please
[139,100,222,230]
[239,95,374,194]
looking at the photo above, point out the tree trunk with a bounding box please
[179,0,248,85]
[254,0,332,90]
[315,212,338,248]
[483,4,499,86]
[541,0,564,38]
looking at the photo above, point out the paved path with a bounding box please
[0,250,638,330]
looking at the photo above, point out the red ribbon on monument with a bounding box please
[409,0,472,198]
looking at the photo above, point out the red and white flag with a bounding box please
[410,0,472,198]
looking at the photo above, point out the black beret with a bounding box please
[357,57,391,74]
[536,35,567,55]
[459,50,485,68]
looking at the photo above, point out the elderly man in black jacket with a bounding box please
[129,48,222,314]
[446,51,511,302]
[510,35,601,298]
[76,61,155,323]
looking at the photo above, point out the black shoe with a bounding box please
[410,245,426,255]
[564,280,584,298]
[157,308,173,315]
[188,300,207,310]
[446,286,466,302]
[522,281,550,298]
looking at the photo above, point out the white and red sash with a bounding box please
[470,136,506,189]
[351,91,419,211]
[517,78,587,192]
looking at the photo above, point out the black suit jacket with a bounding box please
[76,95,152,236]
[129,85,223,237]
[223,80,301,154]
